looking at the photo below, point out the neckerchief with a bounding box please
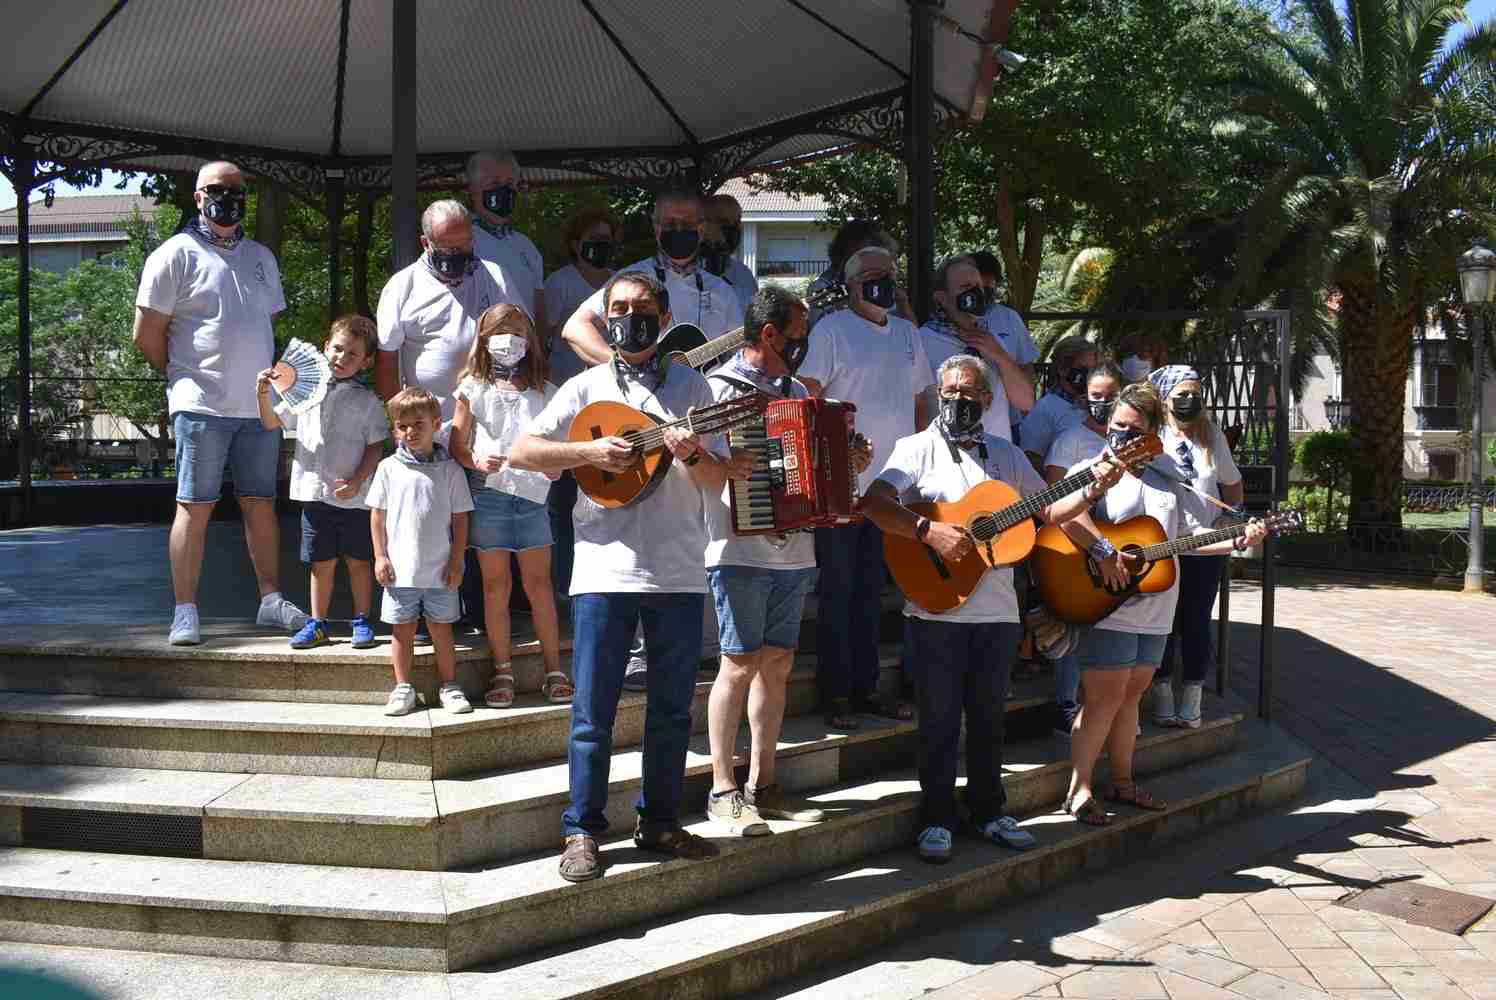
[722,352,791,398]
[935,419,987,465]
[193,216,244,251]
[476,217,514,239]
[926,306,989,354]
[611,350,670,396]
[489,360,522,385]
[395,442,449,466]
[422,252,476,289]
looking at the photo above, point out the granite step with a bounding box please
[0,722,1303,976]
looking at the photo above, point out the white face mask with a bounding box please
[488,334,527,367]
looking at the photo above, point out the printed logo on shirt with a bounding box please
[255,261,267,284]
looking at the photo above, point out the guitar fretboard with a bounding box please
[682,326,747,368]
[1137,523,1247,561]
[621,398,762,452]
[967,467,1099,540]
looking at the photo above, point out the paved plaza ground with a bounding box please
[0,522,1494,998]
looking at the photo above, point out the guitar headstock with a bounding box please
[1111,432,1163,469]
[805,283,850,311]
[1263,508,1305,536]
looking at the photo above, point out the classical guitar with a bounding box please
[656,283,851,371]
[570,393,769,508]
[884,434,1162,613]
[1030,508,1304,625]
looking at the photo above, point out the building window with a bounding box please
[1428,451,1458,481]
[1415,340,1459,430]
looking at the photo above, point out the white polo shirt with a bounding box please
[919,323,1013,441]
[472,225,543,320]
[579,257,740,340]
[375,259,518,424]
[1045,423,1105,476]
[796,308,934,495]
[527,361,729,594]
[876,426,1045,624]
[455,376,558,504]
[717,257,759,312]
[1065,460,1181,635]
[136,230,286,419]
[542,263,608,385]
[276,379,388,509]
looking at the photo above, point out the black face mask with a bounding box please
[579,240,613,269]
[719,224,742,251]
[700,243,731,276]
[771,333,810,376]
[427,247,474,281]
[607,312,662,354]
[1107,426,1143,453]
[658,227,700,260]
[861,276,897,309]
[938,396,984,438]
[1170,395,1204,421]
[1064,366,1089,393]
[1087,397,1115,425]
[201,189,246,227]
[481,185,518,218]
[955,287,989,316]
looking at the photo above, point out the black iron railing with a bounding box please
[1402,483,1496,512]
[755,258,828,278]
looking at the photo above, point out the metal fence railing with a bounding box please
[755,258,829,278]
[1401,483,1496,513]
[1,374,170,480]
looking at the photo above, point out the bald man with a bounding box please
[134,160,308,645]
[465,149,545,332]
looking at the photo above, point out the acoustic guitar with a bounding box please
[570,393,768,508]
[1030,508,1304,625]
[884,434,1162,613]
[655,282,851,371]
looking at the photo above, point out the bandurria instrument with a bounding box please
[656,283,851,371]
[884,434,1162,613]
[570,394,768,508]
[730,397,861,535]
[269,338,333,415]
[1030,508,1304,625]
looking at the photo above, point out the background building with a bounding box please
[718,177,832,282]
[0,194,156,273]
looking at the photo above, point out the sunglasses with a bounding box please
[199,184,246,197]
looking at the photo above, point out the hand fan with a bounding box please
[270,339,332,415]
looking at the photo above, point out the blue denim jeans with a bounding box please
[563,592,704,838]
[1160,554,1227,685]
[908,618,1020,829]
[814,519,886,709]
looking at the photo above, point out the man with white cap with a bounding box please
[796,245,935,730]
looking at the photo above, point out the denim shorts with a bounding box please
[1077,628,1169,671]
[174,412,280,503]
[300,502,374,563]
[381,586,461,625]
[469,487,553,552]
[708,565,814,655]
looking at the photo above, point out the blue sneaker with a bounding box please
[290,618,329,650]
[350,614,377,649]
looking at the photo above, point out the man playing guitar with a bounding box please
[860,354,1123,864]
[509,271,753,883]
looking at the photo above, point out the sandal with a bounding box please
[824,698,861,732]
[1104,781,1167,811]
[633,825,720,860]
[1065,793,1113,827]
[852,695,914,722]
[484,667,515,709]
[559,834,602,882]
[542,670,574,704]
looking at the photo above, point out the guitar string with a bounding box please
[962,442,1157,540]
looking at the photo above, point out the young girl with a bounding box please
[450,304,571,707]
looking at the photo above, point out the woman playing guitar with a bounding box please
[1051,381,1267,828]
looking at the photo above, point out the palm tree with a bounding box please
[1221,0,1496,528]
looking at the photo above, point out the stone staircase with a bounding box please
[0,596,1309,997]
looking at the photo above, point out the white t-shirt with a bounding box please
[580,257,740,340]
[365,448,475,589]
[1066,460,1181,635]
[542,263,608,385]
[455,376,558,504]
[876,427,1045,624]
[717,257,758,312]
[1045,423,1105,476]
[375,259,518,425]
[796,309,934,494]
[1159,424,1242,536]
[1019,390,1087,460]
[702,355,817,571]
[136,231,286,419]
[987,304,1039,432]
[918,323,1012,441]
[277,380,388,509]
[472,225,543,319]
[527,362,729,594]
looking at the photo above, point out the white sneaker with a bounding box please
[1151,681,1177,726]
[622,656,648,692]
[384,683,418,716]
[257,595,310,633]
[917,825,953,863]
[706,789,771,836]
[168,605,201,646]
[1176,683,1203,729]
[438,682,473,714]
[978,815,1036,851]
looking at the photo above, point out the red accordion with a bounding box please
[729,397,863,535]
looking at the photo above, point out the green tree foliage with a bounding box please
[1295,430,1354,530]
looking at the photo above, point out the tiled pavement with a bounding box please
[763,572,1496,1000]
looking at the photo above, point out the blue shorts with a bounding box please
[300,502,374,564]
[469,487,553,552]
[708,566,814,655]
[174,412,280,503]
[1078,628,1169,671]
[381,586,461,625]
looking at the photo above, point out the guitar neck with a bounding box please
[1137,522,1245,561]
[682,326,747,368]
[625,399,760,452]
[978,467,1099,537]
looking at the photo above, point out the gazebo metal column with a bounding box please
[906,0,939,323]
[12,139,35,525]
[389,0,419,270]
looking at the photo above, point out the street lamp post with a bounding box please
[1456,243,1494,594]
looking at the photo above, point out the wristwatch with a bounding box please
[914,516,931,540]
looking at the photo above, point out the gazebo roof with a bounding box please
[0,0,1009,197]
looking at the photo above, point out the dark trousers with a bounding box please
[814,519,886,708]
[547,472,577,598]
[909,618,1020,829]
[1160,554,1227,685]
[562,592,704,837]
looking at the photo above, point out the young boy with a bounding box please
[256,314,389,650]
[367,387,475,715]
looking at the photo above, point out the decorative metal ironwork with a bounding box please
[232,153,324,204]
[1188,316,1287,469]
[1277,523,1489,578]
[1413,405,1459,431]
[1402,483,1496,513]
